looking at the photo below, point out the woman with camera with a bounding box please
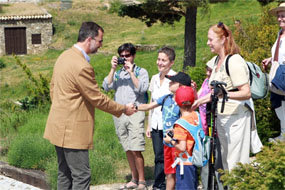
[193,22,252,177]
[102,43,149,190]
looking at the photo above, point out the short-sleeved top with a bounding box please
[149,69,176,130]
[102,65,149,105]
[208,54,250,115]
[157,94,180,146]
[173,114,197,165]
[271,30,285,65]
[199,78,211,114]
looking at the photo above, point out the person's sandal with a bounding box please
[119,179,138,190]
[136,181,147,190]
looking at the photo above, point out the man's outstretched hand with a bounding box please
[124,103,137,116]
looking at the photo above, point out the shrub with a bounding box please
[0,58,6,69]
[232,5,280,144]
[220,141,285,189]
[108,0,123,14]
[14,56,50,109]
[7,135,54,169]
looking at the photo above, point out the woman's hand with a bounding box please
[262,57,272,71]
[111,56,118,70]
[146,126,151,138]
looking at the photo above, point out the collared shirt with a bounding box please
[148,69,176,130]
[271,30,285,65]
[74,44,90,63]
[102,64,149,105]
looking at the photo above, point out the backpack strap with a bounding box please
[161,94,172,111]
[134,65,141,78]
[225,54,233,76]
[171,112,202,175]
[114,65,141,81]
[225,55,253,87]
[114,68,123,81]
[245,62,253,86]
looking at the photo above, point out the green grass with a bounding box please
[0,0,275,188]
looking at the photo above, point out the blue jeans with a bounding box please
[151,129,166,190]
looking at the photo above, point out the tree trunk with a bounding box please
[183,6,197,69]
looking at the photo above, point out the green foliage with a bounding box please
[7,135,54,169]
[109,0,123,14]
[119,1,183,27]
[221,141,285,189]
[187,65,206,88]
[232,5,280,143]
[0,103,27,137]
[14,56,50,109]
[0,58,6,69]
[256,0,275,6]
[44,156,58,190]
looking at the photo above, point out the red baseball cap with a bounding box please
[175,86,195,107]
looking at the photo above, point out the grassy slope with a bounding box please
[0,0,265,186]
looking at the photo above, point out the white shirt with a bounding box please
[74,44,90,63]
[271,32,285,64]
[148,69,176,130]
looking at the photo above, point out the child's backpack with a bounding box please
[224,55,269,100]
[171,112,210,174]
[115,66,149,103]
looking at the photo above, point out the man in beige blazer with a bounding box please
[44,22,135,190]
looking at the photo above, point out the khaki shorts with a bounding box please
[113,111,145,152]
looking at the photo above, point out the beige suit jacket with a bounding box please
[44,46,125,149]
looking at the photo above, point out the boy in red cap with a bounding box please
[137,72,195,190]
[164,86,199,190]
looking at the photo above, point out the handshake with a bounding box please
[124,103,138,116]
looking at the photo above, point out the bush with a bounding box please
[221,141,285,189]
[7,135,54,169]
[232,5,280,144]
[0,58,6,69]
[14,56,50,110]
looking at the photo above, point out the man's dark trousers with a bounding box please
[55,146,91,190]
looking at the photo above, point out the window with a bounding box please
[32,34,41,44]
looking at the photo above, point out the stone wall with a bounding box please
[0,18,52,55]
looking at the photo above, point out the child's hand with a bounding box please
[163,130,173,144]
[191,80,197,90]
[164,135,171,144]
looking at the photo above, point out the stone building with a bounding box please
[0,2,52,55]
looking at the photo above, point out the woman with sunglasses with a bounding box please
[102,43,149,190]
[193,22,252,186]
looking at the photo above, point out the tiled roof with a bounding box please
[0,13,52,20]
[0,3,52,21]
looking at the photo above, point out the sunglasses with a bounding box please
[120,54,132,58]
[217,22,229,37]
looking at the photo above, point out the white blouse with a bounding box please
[148,69,176,130]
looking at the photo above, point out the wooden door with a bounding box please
[4,27,27,55]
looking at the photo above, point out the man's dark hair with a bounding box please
[118,43,136,55]
[77,22,104,42]
[158,46,176,62]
